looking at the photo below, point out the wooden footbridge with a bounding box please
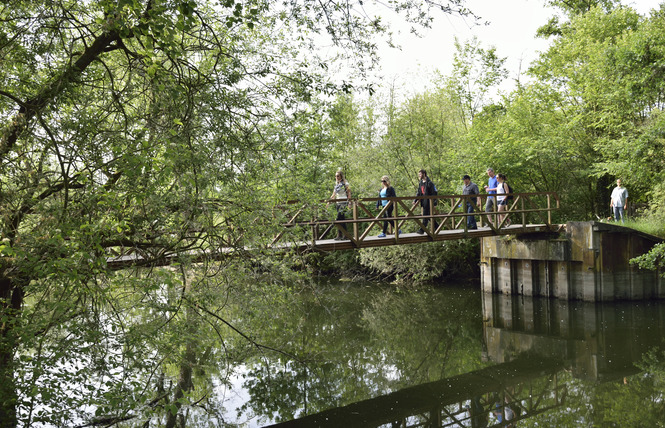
[271,192,561,252]
[106,191,560,269]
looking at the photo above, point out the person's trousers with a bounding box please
[466,202,477,229]
[614,206,625,223]
[336,204,348,237]
[421,202,438,231]
[382,205,395,234]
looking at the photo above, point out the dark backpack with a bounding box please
[432,182,438,205]
[506,183,514,201]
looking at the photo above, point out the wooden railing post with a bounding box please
[462,195,468,232]
[394,200,399,241]
[547,194,552,224]
[479,195,485,228]
[312,206,319,246]
[492,195,497,228]
[431,196,436,235]
[353,201,358,240]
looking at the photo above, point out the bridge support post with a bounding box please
[481,221,663,301]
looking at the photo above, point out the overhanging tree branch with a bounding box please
[0,29,122,161]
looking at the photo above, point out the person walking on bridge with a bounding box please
[329,170,351,240]
[413,169,438,234]
[462,175,479,230]
[377,175,400,238]
[484,168,498,225]
[496,173,511,226]
[610,178,628,223]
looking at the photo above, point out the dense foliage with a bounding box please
[0,0,478,426]
[330,2,665,273]
[3,0,665,425]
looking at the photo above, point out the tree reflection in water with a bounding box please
[232,283,665,428]
[235,281,486,426]
[18,279,665,427]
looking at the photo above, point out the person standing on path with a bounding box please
[328,170,351,240]
[462,175,479,230]
[610,178,629,223]
[412,169,439,234]
[377,175,399,238]
[484,168,498,225]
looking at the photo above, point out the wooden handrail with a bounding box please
[271,192,560,247]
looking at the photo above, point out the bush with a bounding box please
[358,239,480,283]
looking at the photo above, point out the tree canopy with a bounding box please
[0,0,477,425]
[3,0,665,425]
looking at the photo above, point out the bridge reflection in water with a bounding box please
[268,293,665,428]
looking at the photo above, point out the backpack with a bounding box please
[506,183,514,201]
[432,182,438,205]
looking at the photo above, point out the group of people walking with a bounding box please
[462,168,513,230]
[330,169,630,240]
[329,168,514,240]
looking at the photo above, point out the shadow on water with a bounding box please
[261,286,665,428]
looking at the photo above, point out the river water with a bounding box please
[217,280,665,427]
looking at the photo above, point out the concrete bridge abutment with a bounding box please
[480,221,664,301]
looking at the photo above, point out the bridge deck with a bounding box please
[107,192,560,268]
[281,223,559,252]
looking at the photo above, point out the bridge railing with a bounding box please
[271,192,560,247]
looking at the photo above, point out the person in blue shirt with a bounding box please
[377,175,399,238]
[483,168,498,225]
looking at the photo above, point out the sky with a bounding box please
[374,0,663,96]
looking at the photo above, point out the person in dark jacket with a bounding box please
[462,174,479,230]
[376,175,400,237]
[412,169,439,234]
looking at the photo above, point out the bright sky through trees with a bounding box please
[375,0,663,95]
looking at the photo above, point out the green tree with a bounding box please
[525,4,665,217]
[446,36,508,124]
[465,84,598,220]
[0,0,475,425]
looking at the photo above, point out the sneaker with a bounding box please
[334,236,344,241]
[398,229,402,235]
[417,229,425,234]
[378,233,387,238]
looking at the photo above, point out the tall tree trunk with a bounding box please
[165,271,196,428]
[0,275,23,428]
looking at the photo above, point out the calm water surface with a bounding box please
[221,281,665,427]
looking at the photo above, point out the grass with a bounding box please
[622,217,665,239]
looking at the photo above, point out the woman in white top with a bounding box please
[496,173,510,226]
[329,171,351,240]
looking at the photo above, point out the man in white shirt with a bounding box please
[610,179,628,223]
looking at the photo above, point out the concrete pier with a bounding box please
[480,221,664,301]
